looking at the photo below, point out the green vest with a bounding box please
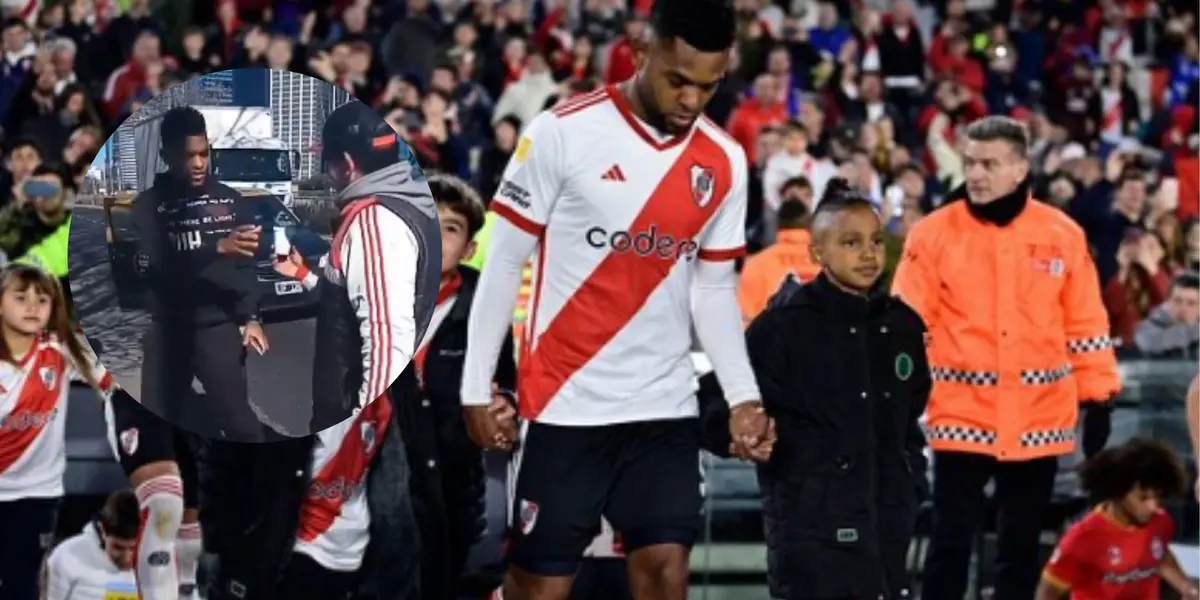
[15,215,71,277]
[463,211,497,270]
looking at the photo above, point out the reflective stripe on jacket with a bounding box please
[891,200,1120,460]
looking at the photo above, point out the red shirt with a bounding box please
[1043,507,1174,600]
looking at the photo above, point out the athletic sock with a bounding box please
[134,475,184,600]
[177,521,203,599]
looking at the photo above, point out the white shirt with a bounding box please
[300,203,419,412]
[462,86,760,426]
[762,151,837,212]
[44,523,138,600]
[0,336,113,501]
[293,394,393,572]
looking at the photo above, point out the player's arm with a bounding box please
[462,111,565,408]
[692,154,759,408]
[62,333,115,400]
[1039,524,1092,600]
[1161,548,1200,599]
[343,206,419,410]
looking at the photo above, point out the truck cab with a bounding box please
[210,136,299,208]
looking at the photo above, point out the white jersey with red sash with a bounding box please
[0,335,114,501]
[294,395,393,572]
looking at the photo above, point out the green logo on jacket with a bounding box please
[895,353,914,381]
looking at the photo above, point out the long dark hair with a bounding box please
[0,265,99,389]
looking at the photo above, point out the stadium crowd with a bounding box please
[0,0,1197,598]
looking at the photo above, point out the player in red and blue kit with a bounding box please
[1037,437,1198,600]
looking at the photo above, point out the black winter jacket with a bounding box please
[407,265,517,598]
[746,273,931,600]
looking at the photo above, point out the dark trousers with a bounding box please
[276,552,357,600]
[0,498,58,600]
[142,321,265,442]
[921,451,1058,600]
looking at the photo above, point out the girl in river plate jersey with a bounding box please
[0,264,114,600]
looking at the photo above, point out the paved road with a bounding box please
[68,206,317,439]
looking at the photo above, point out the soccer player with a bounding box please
[129,105,268,441]
[460,1,771,598]
[1037,437,1198,600]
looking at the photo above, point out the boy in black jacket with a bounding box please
[746,178,931,600]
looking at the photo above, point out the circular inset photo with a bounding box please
[69,68,441,443]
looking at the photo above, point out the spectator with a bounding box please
[102,29,173,122]
[1134,272,1200,358]
[1093,62,1141,149]
[762,120,835,241]
[1095,168,1151,285]
[727,74,788,165]
[808,1,848,61]
[477,114,519,201]
[492,51,557,133]
[1103,229,1171,349]
[0,19,35,117]
[381,0,443,82]
[2,136,41,206]
[603,12,644,85]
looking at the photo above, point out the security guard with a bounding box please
[891,116,1121,600]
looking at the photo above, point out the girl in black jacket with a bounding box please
[746,178,931,600]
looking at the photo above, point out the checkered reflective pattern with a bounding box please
[925,425,997,445]
[930,366,999,386]
[1066,335,1117,354]
[1019,428,1075,447]
[1020,364,1074,385]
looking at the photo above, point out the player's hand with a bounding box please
[464,401,518,452]
[729,401,775,462]
[240,321,269,355]
[217,225,261,258]
[273,248,305,279]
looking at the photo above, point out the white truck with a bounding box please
[198,106,299,208]
[129,105,299,207]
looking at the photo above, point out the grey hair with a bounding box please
[46,37,76,56]
[963,116,1029,159]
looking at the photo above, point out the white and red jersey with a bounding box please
[464,86,756,425]
[292,201,419,412]
[0,335,114,501]
[293,395,392,572]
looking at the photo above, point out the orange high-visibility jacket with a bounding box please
[891,200,1121,461]
[737,229,822,327]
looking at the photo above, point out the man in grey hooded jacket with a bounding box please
[201,100,442,600]
[1134,272,1199,359]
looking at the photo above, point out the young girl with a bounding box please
[0,264,114,600]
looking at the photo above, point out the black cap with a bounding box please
[320,101,398,165]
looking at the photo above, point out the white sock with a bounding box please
[134,475,184,600]
[176,522,203,599]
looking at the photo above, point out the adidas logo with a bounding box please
[600,164,626,182]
